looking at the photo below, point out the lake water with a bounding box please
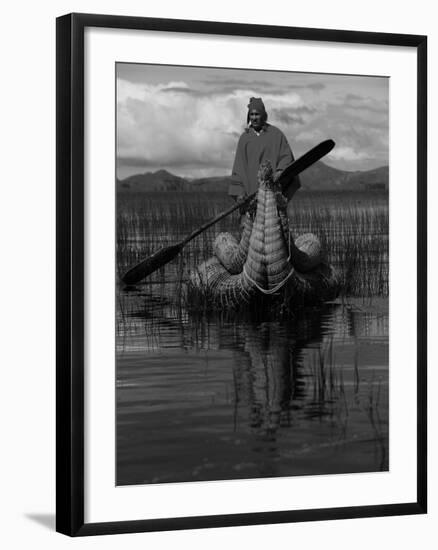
[116,191,389,486]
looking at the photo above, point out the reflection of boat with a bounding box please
[213,306,332,437]
[189,161,340,310]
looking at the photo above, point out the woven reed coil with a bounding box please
[189,256,223,288]
[286,262,340,305]
[213,212,254,274]
[213,233,242,274]
[289,233,325,273]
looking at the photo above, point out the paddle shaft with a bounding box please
[121,139,335,284]
[181,139,335,247]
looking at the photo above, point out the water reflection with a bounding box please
[223,312,325,438]
[117,289,388,485]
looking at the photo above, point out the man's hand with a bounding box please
[236,194,248,215]
[230,194,248,214]
[273,169,283,183]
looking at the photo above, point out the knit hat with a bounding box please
[247,97,266,115]
[247,97,268,126]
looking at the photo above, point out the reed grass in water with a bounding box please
[117,190,388,299]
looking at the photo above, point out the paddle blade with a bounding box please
[278,139,335,190]
[121,242,183,285]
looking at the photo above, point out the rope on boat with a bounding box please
[241,211,293,295]
[242,263,295,295]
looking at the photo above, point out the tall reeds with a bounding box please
[117,190,388,299]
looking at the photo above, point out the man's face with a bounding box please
[249,109,263,131]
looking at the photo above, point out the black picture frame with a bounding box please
[56,12,427,537]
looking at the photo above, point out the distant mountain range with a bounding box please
[117,162,388,193]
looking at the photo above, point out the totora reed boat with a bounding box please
[188,160,340,311]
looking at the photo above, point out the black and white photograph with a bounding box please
[116,63,390,486]
[0,0,434,545]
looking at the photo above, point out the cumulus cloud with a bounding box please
[118,80,240,171]
[117,79,304,176]
[271,105,318,127]
[202,77,274,89]
[200,79,325,94]
[329,146,369,161]
[116,67,388,177]
[343,93,389,113]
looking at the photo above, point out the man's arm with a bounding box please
[228,180,246,201]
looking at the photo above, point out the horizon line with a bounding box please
[117,161,389,181]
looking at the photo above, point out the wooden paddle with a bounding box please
[121,139,335,285]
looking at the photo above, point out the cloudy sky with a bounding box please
[117,63,388,179]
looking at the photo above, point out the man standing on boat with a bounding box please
[228,97,301,217]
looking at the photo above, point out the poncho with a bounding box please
[229,124,298,197]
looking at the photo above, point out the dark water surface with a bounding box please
[116,191,388,485]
